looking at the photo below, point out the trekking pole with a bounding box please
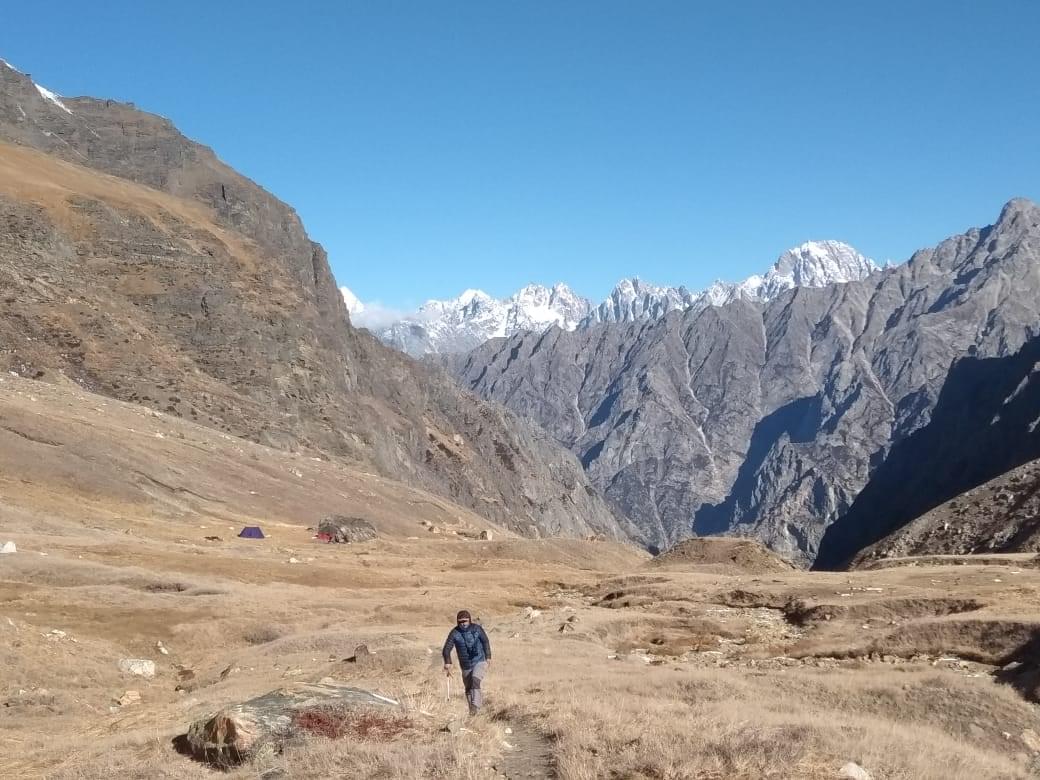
[445,675,452,701]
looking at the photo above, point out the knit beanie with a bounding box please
[456,610,471,622]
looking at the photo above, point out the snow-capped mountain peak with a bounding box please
[764,240,876,292]
[351,240,877,356]
[371,283,593,356]
[585,240,876,325]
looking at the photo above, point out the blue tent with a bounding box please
[238,526,265,539]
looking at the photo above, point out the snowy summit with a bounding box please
[345,241,878,357]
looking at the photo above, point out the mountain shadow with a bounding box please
[814,334,1040,570]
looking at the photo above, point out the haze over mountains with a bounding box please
[346,240,878,357]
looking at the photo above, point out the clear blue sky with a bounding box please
[4,1,1039,310]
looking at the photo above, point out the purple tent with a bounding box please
[238,526,265,539]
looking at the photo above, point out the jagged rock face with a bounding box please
[583,241,877,326]
[451,200,1040,560]
[817,335,1040,569]
[0,63,624,541]
[371,284,592,357]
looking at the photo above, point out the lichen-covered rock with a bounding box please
[184,681,397,766]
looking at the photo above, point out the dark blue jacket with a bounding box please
[442,624,491,669]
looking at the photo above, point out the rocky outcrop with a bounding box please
[451,200,1040,560]
[817,336,1040,569]
[0,62,623,540]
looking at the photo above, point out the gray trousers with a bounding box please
[462,661,488,712]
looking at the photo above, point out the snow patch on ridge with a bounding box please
[34,84,73,115]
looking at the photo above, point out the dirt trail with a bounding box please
[497,722,555,779]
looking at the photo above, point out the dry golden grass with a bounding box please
[3,375,1040,779]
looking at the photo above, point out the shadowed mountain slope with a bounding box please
[816,335,1040,569]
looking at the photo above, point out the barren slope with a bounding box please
[2,396,1039,779]
[0,58,624,541]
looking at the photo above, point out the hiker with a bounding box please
[442,609,491,714]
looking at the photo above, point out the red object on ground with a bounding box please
[315,532,333,543]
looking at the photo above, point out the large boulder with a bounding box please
[317,515,377,543]
[183,680,398,766]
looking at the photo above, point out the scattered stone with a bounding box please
[287,557,299,564]
[479,530,493,541]
[1022,729,1040,752]
[118,659,156,678]
[156,641,170,655]
[346,644,371,663]
[839,762,872,780]
[522,607,542,620]
[0,541,16,554]
[117,690,141,706]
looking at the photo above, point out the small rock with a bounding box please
[504,727,513,735]
[522,607,542,620]
[0,541,16,554]
[479,530,493,541]
[117,690,141,706]
[839,762,872,780]
[118,659,156,678]
[288,557,299,564]
[156,641,169,656]
[1022,729,1040,752]
[442,719,462,735]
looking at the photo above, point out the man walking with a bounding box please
[442,609,491,714]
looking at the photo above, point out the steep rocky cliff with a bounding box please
[0,62,623,540]
[451,200,1040,559]
[816,335,1040,569]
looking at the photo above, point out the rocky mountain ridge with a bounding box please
[585,241,877,326]
[356,241,877,356]
[0,60,624,541]
[450,200,1040,560]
